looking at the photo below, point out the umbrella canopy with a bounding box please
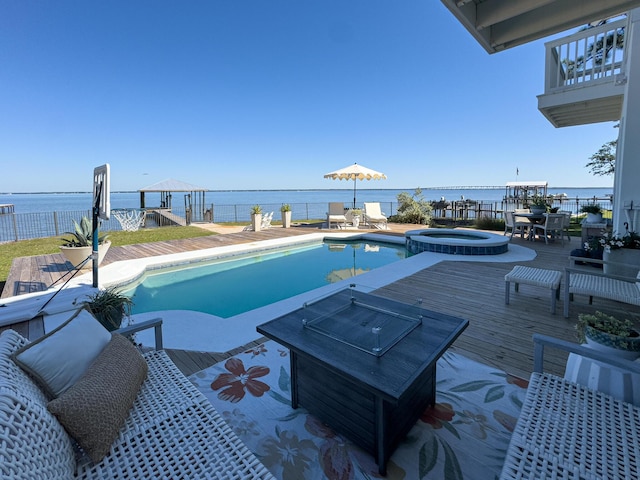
[323,163,387,208]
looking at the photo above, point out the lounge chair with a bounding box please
[501,333,640,479]
[0,314,275,479]
[261,211,274,229]
[363,202,388,229]
[327,202,347,229]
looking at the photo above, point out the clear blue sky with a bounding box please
[1,1,618,192]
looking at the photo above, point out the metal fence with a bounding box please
[0,197,613,243]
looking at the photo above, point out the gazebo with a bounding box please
[139,179,208,223]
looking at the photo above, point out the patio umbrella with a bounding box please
[324,163,387,209]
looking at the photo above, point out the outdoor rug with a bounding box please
[189,342,529,480]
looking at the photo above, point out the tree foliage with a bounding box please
[393,188,433,225]
[586,140,616,176]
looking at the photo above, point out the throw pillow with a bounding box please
[12,307,112,398]
[47,333,148,464]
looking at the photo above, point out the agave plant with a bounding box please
[61,216,109,247]
[85,286,133,331]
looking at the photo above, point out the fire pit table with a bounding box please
[257,286,468,474]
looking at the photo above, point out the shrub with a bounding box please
[474,216,504,231]
[580,204,602,214]
[390,189,433,225]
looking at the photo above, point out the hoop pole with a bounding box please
[92,182,102,288]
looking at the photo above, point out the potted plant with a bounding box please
[350,208,362,228]
[528,196,549,215]
[580,204,603,223]
[60,216,111,270]
[250,205,262,232]
[576,311,640,360]
[599,230,640,277]
[84,286,133,331]
[280,204,292,228]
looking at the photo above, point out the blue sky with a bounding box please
[1,1,618,192]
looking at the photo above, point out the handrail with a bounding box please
[116,317,163,350]
[533,333,640,375]
[544,18,627,50]
[543,18,628,91]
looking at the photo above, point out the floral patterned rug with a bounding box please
[189,341,529,480]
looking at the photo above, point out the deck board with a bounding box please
[2,225,638,380]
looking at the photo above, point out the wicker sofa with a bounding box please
[0,320,275,479]
[500,334,640,479]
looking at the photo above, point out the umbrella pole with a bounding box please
[353,179,356,209]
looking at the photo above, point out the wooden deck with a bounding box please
[2,224,638,380]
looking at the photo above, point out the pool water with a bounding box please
[123,240,409,318]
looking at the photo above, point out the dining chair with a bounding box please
[558,210,572,242]
[532,213,566,245]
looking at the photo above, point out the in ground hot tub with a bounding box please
[405,229,509,255]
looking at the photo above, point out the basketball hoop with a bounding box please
[93,164,110,220]
[112,209,146,232]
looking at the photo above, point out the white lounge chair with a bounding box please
[363,202,388,229]
[261,211,274,229]
[327,203,347,229]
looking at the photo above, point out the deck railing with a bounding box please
[544,18,627,92]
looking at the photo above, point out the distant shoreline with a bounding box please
[0,186,614,195]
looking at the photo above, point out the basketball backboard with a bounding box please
[93,164,111,220]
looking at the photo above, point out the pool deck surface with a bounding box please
[2,222,638,380]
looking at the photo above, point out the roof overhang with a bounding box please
[440,0,640,53]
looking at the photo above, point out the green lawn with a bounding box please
[0,226,215,284]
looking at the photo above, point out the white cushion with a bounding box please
[12,307,111,398]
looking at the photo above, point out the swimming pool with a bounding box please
[121,239,409,318]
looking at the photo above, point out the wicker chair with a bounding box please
[500,334,640,480]
[0,328,275,480]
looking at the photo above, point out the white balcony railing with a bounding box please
[544,18,628,92]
